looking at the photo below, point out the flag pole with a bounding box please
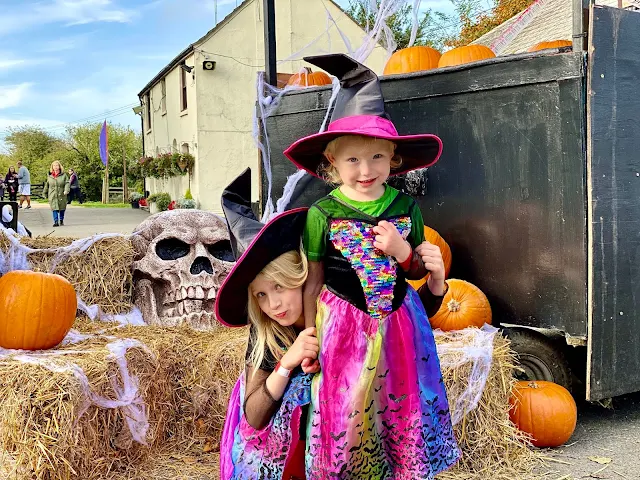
[99,120,109,204]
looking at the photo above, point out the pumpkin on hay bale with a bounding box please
[0,233,134,314]
[0,270,77,350]
[429,279,492,331]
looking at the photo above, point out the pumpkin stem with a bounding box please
[447,299,461,312]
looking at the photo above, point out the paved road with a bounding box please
[16,202,149,238]
[538,392,640,479]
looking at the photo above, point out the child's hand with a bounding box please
[280,327,319,370]
[301,358,321,374]
[415,241,447,296]
[373,220,411,261]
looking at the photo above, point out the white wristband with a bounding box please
[275,362,291,378]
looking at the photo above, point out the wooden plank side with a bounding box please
[587,6,640,400]
[264,53,588,337]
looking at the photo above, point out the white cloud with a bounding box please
[39,34,89,53]
[0,59,26,69]
[0,83,32,110]
[0,0,137,37]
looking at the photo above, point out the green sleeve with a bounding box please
[408,200,425,248]
[303,206,328,262]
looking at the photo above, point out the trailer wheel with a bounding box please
[503,328,572,393]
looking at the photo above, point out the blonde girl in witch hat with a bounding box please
[284,54,461,479]
[217,168,319,480]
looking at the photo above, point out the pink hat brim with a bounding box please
[283,115,443,178]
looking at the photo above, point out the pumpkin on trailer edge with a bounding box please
[509,380,577,448]
[407,225,452,291]
[286,67,332,88]
[438,45,496,68]
[528,40,572,52]
[428,279,491,331]
[0,270,77,350]
[383,45,441,75]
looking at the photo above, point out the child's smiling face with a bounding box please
[325,136,395,201]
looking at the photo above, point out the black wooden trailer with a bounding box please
[260,5,640,401]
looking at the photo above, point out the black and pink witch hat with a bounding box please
[215,168,308,327]
[284,53,443,178]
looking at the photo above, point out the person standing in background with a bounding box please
[5,166,18,202]
[43,161,70,227]
[67,168,82,204]
[16,160,31,209]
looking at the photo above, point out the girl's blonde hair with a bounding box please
[319,135,403,184]
[50,161,64,173]
[247,249,308,372]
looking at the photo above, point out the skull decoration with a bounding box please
[131,210,235,329]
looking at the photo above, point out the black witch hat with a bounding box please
[215,168,308,327]
[283,53,442,177]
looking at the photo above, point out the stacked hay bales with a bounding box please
[0,234,539,480]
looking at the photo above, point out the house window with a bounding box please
[144,93,151,131]
[161,79,166,114]
[180,67,188,111]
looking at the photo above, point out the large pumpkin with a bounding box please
[383,46,441,75]
[0,271,77,350]
[509,380,577,447]
[528,40,572,52]
[407,226,452,290]
[286,67,332,88]
[438,45,496,68]
[429,279,491,331]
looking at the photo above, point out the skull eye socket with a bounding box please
[156,238,190,260]
[207,240,235,263]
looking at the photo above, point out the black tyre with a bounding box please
[504,328,573,393]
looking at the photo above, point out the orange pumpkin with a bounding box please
[528,40,572,52]
[286,67,332,88]
[407,226,452,291]
[509,380,577,448]
[0,271,77,350]
[383,46,441,75]
[429,279,491,331]
[438,45,496,68]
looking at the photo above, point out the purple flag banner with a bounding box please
[99,120,108,166]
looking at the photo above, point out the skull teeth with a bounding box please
[178,302,185,315]
[195,286,205,299]
[181,287,188,300]
[207,288,216,300]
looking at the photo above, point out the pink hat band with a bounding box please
[327,115,399,137]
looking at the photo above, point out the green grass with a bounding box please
[76,201,130,208]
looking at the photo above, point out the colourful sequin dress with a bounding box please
[303,186,461,479]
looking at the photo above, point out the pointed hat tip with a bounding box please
[302,53,376,83]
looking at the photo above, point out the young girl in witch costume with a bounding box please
[217,169,319,480]
[284,54,461,479]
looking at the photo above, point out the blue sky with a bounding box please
[0,0,461,151]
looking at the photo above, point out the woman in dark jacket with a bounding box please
[67,168,82,204]
[5,166,18,201]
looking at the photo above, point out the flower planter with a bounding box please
[131,200,140,209]
[149,202,159,215]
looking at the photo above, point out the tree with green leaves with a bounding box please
[344,0,452,51]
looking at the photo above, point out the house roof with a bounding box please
[473,0,633,54]
[138,0,356,97]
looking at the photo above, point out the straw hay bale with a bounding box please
[0,333,164,480]
[0,233,134,314]
[435,330,540,480]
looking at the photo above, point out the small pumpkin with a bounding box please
[509,380,577,448]
[528,40,572,52]
[408,226,452,291]
[429,279,491,331]
[286,67,332,88]
[383,46,441,75]
[438,45,496,68]
[0,270,77,350]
